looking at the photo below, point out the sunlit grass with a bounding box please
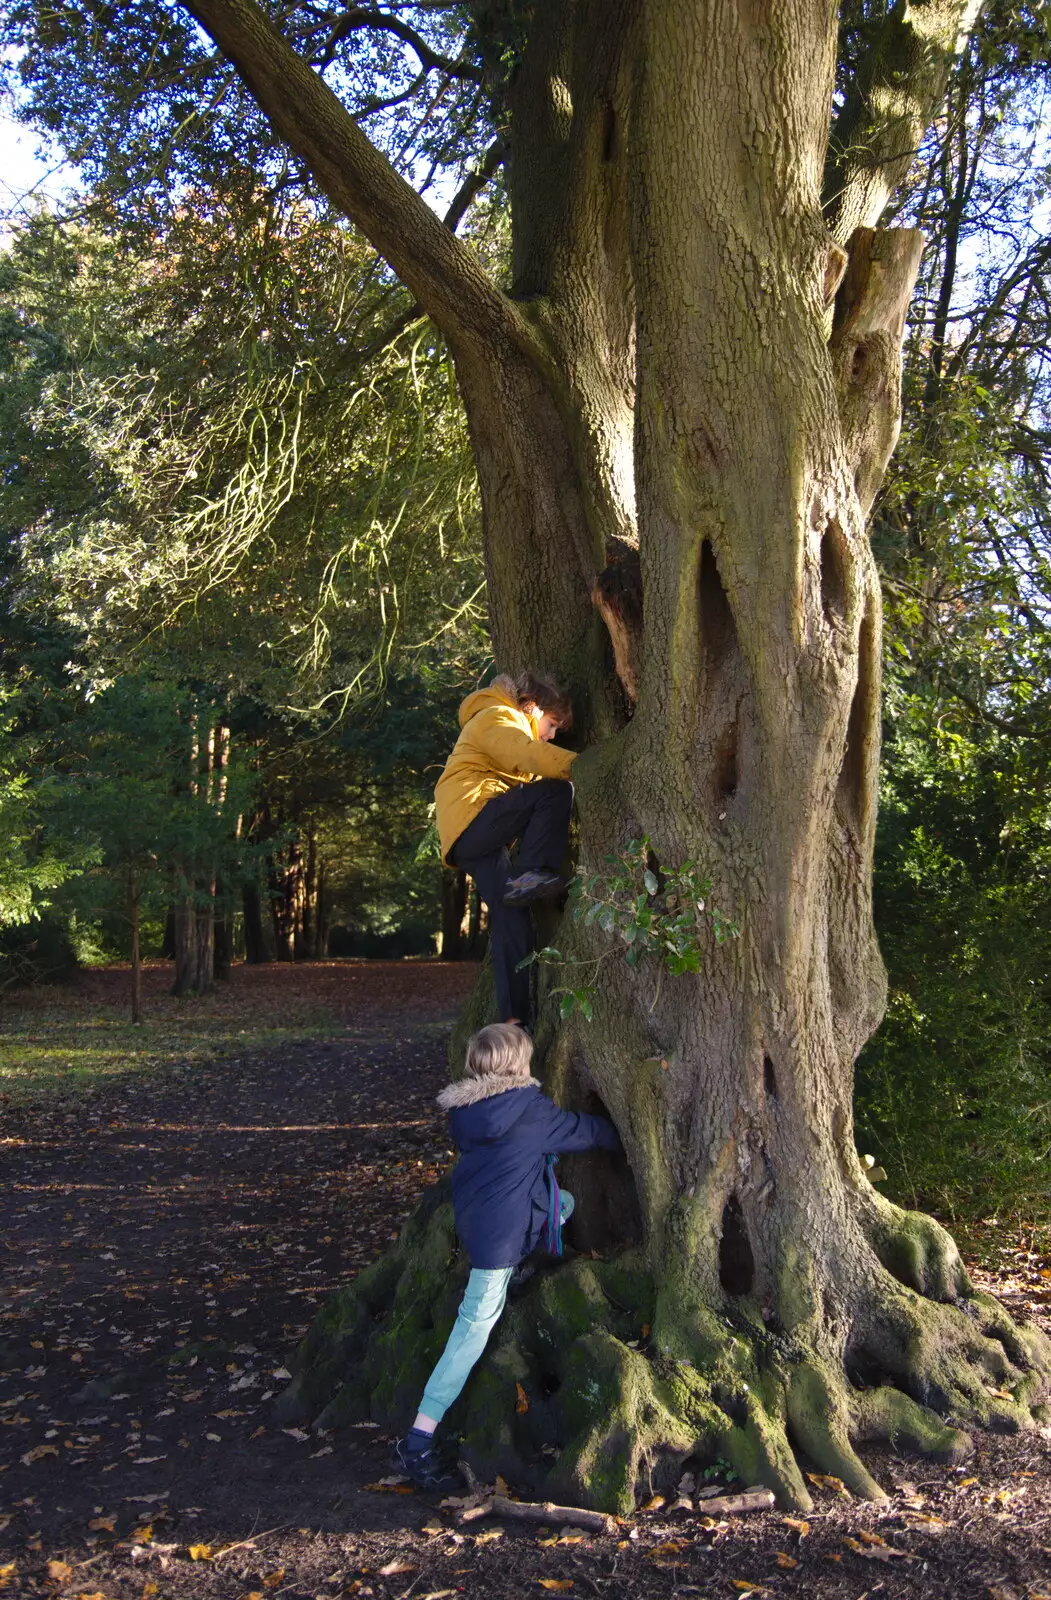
[0,963,350,1103]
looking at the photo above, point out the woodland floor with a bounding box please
[2,961,1051,1600]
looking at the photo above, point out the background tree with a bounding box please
[0,194,488,974]
[6,0,1051,1511]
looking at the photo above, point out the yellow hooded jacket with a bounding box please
[434,685,576,863]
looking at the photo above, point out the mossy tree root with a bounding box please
[274,1185,1051,1513]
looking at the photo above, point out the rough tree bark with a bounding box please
[179,0,1051,1509]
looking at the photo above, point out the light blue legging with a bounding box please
[420,1192,574,1424]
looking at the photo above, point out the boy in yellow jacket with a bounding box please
[435,672,576,1025]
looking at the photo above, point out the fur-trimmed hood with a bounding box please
[437,1072,541,1111]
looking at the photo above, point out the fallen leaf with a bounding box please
[781,1516,810,1536]
[638,1495,665,1512]
[377,1561,416,1577]
[142,1585,158,1598]
[131,1526,153,1544]
[647,1541,687,1559]
[857,1530,887,1546]
[807,1472,851,1498]
[76,1592,106,1600]
[419,1592,457,1599]
[515,1382,529,1414]
[774,1553,799,1568]
[0,1566,16,1590]
[187,1545,214,1562]
[730,1584,762,1596]
[48,1560,74,1582]
[421,1520,445,1536]
[88,1517,116,1533]
[843,1537,915,1563]
[281,1428,309,1441]
[537,1584,573,1593]
[473,1530,503,1545]
[21,1445,60,1465]
[959,1476,979,1487]
[262,1570,285,1587]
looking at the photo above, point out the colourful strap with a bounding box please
[542,1154,563,1256]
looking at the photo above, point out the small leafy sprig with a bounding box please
[520,835,738,1019]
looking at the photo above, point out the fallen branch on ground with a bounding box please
[457,1494,617,1534]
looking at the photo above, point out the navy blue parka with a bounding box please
[436,1071,621,1269]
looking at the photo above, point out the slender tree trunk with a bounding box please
[269,844,298,962]
[316,860,329,957]
[129,866,142,1026]
[171,895,198,996]
[214,880,234,981]
[242,878,268,962]
[440,866,469,959]
[297,827,317,960]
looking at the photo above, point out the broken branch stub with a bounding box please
[831,226,925,515]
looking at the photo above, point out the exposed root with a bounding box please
[863,1190,970,1301]
[787,1364,886,1500]
[851,1386,973,1464]
[275,1185,1051,1513]
[852,1268,1051,1442]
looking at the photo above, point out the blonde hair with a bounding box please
[464,1022,534,1080]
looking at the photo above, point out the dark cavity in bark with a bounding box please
[713,715,739,800]
[820,519,848,626]
[718,1193,755,1296]
[698,538,736,668]
[837,605,877,826]
[557,1076,644,1254]
[763,1054,778,1098]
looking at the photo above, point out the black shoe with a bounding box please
[503,870,566,906]
[508,1260,537,1297]
[394,1430,458,1492]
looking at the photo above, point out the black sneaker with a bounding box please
[508,1260,537,1296]
[503,870,566,906]
[394,1430,459,1492]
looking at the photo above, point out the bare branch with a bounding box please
[313,5,482,79]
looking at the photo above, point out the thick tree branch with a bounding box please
[823,0,983,246]
[313,6,483,78]
[178,0,538,360]
[355,138,507,362]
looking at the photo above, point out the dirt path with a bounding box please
[3,962,1051,1600]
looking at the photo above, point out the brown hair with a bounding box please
[492,670,573,731]
[464,1022,534,1079]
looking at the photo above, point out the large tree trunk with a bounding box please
[187,0,1051,1514]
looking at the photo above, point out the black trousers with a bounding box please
[450,778,574,1022]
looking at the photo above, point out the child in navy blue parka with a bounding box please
[396,1022,621,1488]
